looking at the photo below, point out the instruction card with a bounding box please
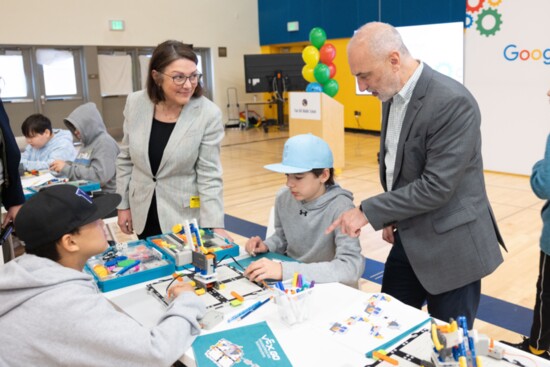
[320,293,431,358]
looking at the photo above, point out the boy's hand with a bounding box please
[49,160,66,173]
[244,258,282,282]
[245,236,268,256]
[167,282,195,300]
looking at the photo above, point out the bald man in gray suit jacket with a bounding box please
[328,22,505,328]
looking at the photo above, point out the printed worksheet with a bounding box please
[321,293,431,357]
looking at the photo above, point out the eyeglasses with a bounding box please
[157,71,202,86]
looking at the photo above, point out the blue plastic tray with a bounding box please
[85,240,175,292]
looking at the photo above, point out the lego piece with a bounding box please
[195,288,206,296]
[231,291,244,302]
[373,350,399,366]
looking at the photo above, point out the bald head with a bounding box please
[348,22,410,61]
[347,22,419,102]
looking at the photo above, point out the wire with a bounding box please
[165,269,196,294]
[216,254,245,271]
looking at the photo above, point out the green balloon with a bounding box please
[323,79,339,97]
[313,63,330,85]
[309,27,327,49]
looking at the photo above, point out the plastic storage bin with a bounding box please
[85,240,174,292]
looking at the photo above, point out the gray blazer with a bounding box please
[116,90,225,235]
[362,64,505,295]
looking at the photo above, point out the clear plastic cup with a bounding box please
[271,280,313,326]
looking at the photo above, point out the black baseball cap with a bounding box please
[15,184,121,250]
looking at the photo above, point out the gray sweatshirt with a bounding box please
[61,102,119,192]
[0,254,206,367]
[265,184,365,287]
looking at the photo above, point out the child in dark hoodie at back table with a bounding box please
[50,102,119,193]
[244,134,365,288]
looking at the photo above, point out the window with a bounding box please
[0,48,32,100]
[35,48,83,99]
[36,49,77,96]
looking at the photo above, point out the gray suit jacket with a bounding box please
[116,91,225,235]
[362,64,505,295]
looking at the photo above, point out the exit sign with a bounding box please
[287,21,299,32]
[109,20,125,31]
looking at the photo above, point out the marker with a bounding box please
[238,298,270,321]
[227,298,270,323]
[227,301,260,323]
[116,260,141,276]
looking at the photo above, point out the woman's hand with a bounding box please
[117,209,134,234]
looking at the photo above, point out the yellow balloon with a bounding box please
[302,65,316,83]
[302,45,320,66]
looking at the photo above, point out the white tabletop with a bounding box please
[105,266,549,367]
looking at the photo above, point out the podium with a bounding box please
[288,92,345,170]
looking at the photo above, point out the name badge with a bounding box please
[190,196,200,208]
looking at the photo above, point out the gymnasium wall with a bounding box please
[1,0,261,123]
[257,0,465,132]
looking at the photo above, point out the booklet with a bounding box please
[192,321,291,367]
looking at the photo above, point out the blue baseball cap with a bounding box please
[265,134,333,174]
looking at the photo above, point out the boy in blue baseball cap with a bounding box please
[244,134,365,287]
[0,184,205,366]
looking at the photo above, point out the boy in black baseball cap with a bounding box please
[0,184,205,366]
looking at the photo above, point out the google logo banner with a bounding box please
[503,44,550,65]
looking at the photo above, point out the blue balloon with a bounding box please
[306,82,323,92]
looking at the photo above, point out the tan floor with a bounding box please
[221,126,542,343]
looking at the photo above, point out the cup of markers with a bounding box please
[271,273,314,326]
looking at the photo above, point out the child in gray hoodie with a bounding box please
[0,184,205,366]
[50,102,119,192]
[244,134,365,287]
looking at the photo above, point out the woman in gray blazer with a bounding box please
[116,40,230,240]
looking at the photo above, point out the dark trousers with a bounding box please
[530,251,550,351]
[138,193,162,240]
[381,231,481,329]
